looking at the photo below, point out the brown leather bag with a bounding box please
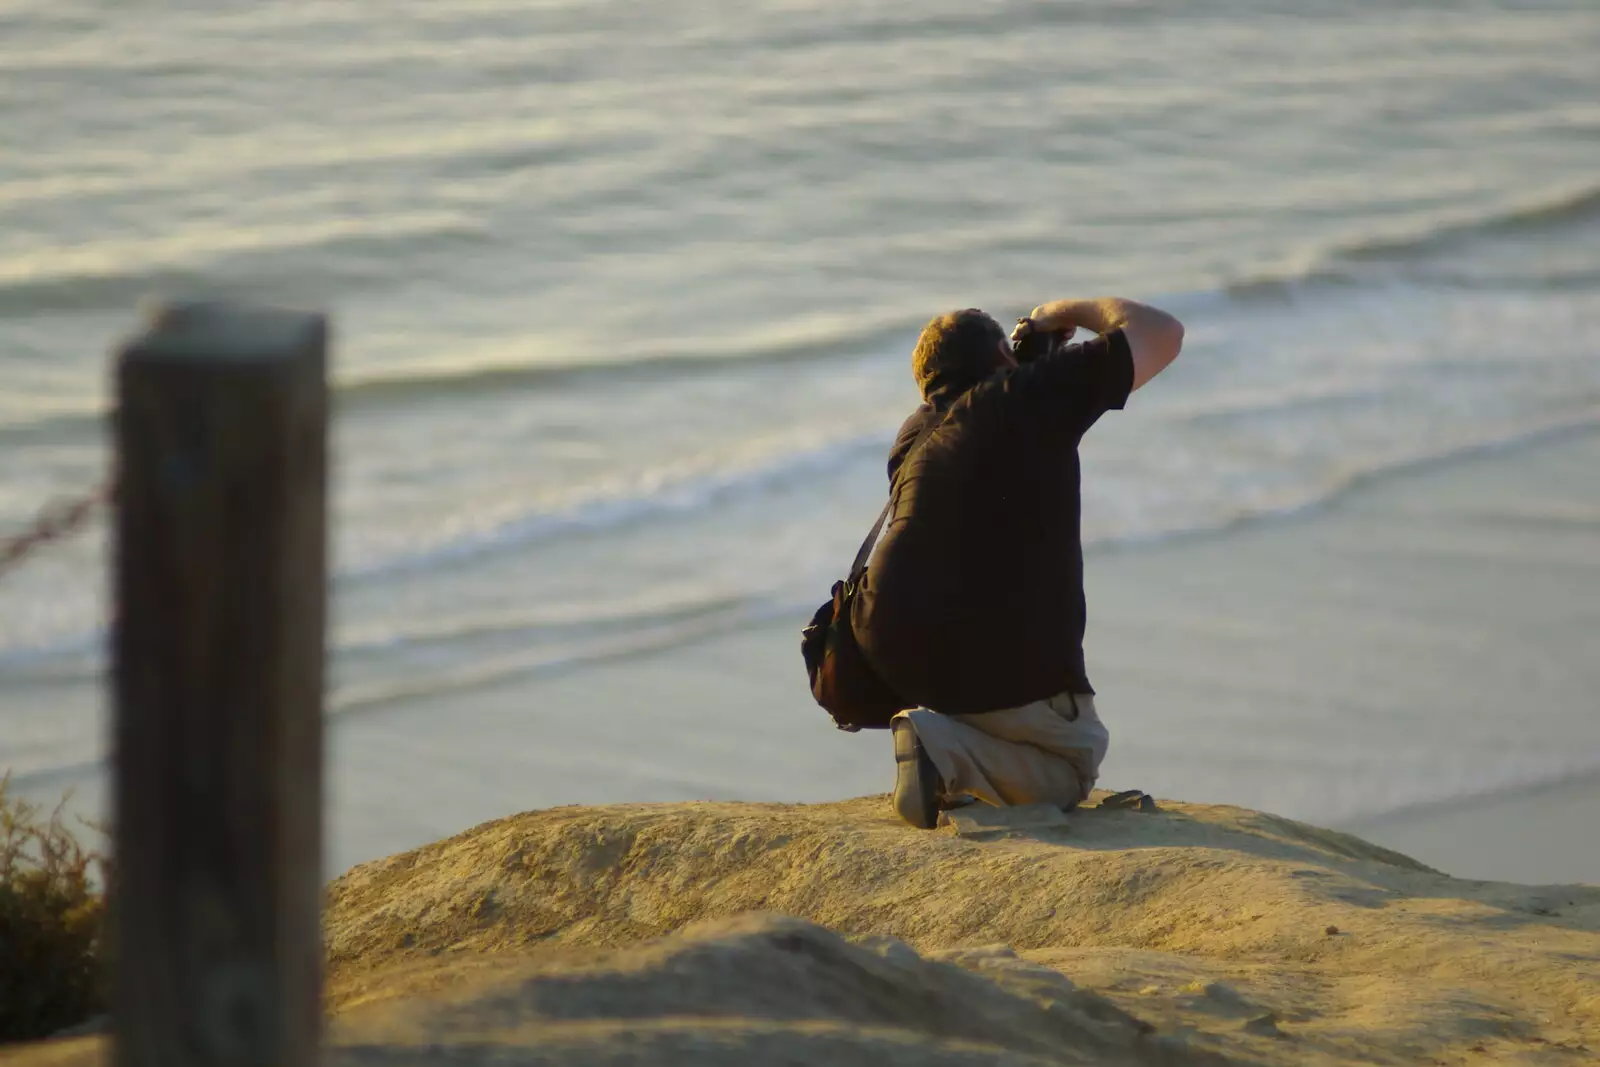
[801,417,944,731]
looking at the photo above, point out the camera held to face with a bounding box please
[1010,318,1075,364]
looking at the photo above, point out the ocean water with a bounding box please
[3,1,1598,839]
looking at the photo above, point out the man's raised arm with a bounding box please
[1022,297,1185,392]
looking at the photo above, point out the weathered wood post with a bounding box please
[113,300,328,1067]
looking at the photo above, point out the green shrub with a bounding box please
[0,773,108,1043]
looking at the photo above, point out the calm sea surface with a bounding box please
[3,1,1598,827]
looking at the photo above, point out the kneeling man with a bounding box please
[853,298,1185,827]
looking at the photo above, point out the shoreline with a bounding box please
[5,420,1597,884]
[1345,770,1600,885]
[1083,407,1600,561]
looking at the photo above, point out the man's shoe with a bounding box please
[892,718,943,829]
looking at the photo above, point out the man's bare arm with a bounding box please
[1022,297,1185,391]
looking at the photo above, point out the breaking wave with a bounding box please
[1227,179,1600,298]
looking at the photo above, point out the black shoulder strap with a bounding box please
[847,411,947,580]
[848,503,894,581]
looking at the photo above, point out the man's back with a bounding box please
[854,329,1134,715]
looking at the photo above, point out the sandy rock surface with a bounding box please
[9,793,1599,1065]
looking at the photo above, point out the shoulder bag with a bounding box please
[800,414,945,731]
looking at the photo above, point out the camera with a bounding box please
[1010,318,1075,364]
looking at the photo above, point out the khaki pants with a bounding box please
[896,693,1108,810]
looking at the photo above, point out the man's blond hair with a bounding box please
[911,309,1008,401]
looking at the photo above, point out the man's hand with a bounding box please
[1016,297,1185,391]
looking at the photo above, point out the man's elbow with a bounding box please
[1126,311,1184,391]
[1158,312,1185,361]
[1147,312,1184,375]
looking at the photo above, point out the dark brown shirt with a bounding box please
[853,329,1134,714]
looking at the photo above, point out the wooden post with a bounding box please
[112,300,328,1067]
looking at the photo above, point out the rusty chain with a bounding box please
[0,482,113,579]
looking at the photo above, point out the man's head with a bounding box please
[911,309,1016,404]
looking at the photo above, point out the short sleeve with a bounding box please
[1010,327,1134,436]
[886,405,938,483]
